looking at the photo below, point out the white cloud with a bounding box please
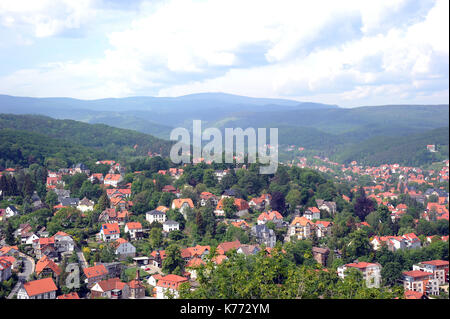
[0,0,447,106]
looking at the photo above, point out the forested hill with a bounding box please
[0,114,174,167]
[331,126,449,166]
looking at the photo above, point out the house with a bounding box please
[53,231,75,253]
[0,256,13,281]
[162,185,178,194]
[155,274,189,299]
[17,277,58,299]
[257,210,283,226]
[314,220,333,238]
[104,174,123,187]
[124,222,144,240]
[90,277,130,299]
[83,264,109,287]
[251,224,276,248]
[200,192,218,206]
[221,189,237,198]
[287,216,314,241]
[404,290,428,299]
[315,199,337,215]
[181,245,210,261]
[99,223,121,242]
[402,270,439,296]
[237,244,261,256]
[217,240,241,255]
[148,274,163,287]
[89,173,104,184]
[303,207,321,220]
[99,208,130,225]
[58,197,80,208]
[230,220,250,230]
[338,262,382,288]
[413,260,449,285]
[312,247,330,266]
[128,270,146,299]
[214,198,249,217]
[370,233,421,251]
[0,245,19,257]
[35,255,62,280]
[73,163,90,175]
[171,198,194,218]
[146,209,167,224]
[5,205,19,218]
[249,197,266,211]
[77,197,95,212]
[113,238,136,260]
[57,292,80,299]
[34,237,57,260]
[163,220,180,232]
[185,257,206,279]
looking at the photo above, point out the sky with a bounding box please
[0,0,448,107]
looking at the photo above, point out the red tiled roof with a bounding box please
[403,270,433,278]
[23,278,58,297]
[35,255,62,276]
[57,292,80,299]
[83,264,108,279]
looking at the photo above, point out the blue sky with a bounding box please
[0,0,448,107]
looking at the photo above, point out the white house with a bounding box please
[113,238,136,260]
[5,206,19,218]
[163,220,180,233]
[303,207,321,220]
[25,233,40,245]
[99,223,121,242]
[77,197,95,212]
[53,231,75,253]
[337,262,382,288]
[124,222,143,240]
[17,277,58,299]
[146,209,167,224]
[155,274,188,299]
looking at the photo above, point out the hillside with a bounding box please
[331,126,449,166]
[0,114,173,162]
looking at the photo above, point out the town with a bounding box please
[0,148,448,299]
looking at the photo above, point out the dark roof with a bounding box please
[59,197,79,206]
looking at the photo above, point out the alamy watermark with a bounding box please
[169,120,278,174]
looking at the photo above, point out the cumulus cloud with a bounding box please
[0,0,448,106]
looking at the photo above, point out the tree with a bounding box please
[381,262,403,287]
[162,244,185,276]
[346,229,371,261]
[149,227,163,249]
[222,197,237,219]
[45,190,58,208]
[286,189,302,213]
[353,187,374,222]
[270,191,286,214]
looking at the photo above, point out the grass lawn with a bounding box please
[125,267,148,281]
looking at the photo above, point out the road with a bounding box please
[7,253,34,299]
[76,247,88,269]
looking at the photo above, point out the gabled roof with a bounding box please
[35,255,62,276]
[93,277,127,292]
[290,216,313,226]
[172,198,194,209]
[125,222,142,230]
[83,264,108,279]
[101,223,120,235]
[23,277,58,296]
[57,292,80,299]
[217,240,241,254]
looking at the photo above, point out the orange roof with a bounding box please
[172,198,194,209]
[126,222,142,230]
[101,223,120,235]
[156,274,188,290]
[346,262,378,269]
[420,260,449,267]
[186,257,206,268]
[35,255,62,276]
[404,290,424,299]
[83,264,108,279]
[23,278,58,297]
[57,292,80,299]
[156,206,169,213]
[307,207,320,213]
[403,270,433,278]
[290,216,313,227]
[257,210,283,221]
[217,240,241,255]
[212,254,227,265]
[104,174,122,181]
